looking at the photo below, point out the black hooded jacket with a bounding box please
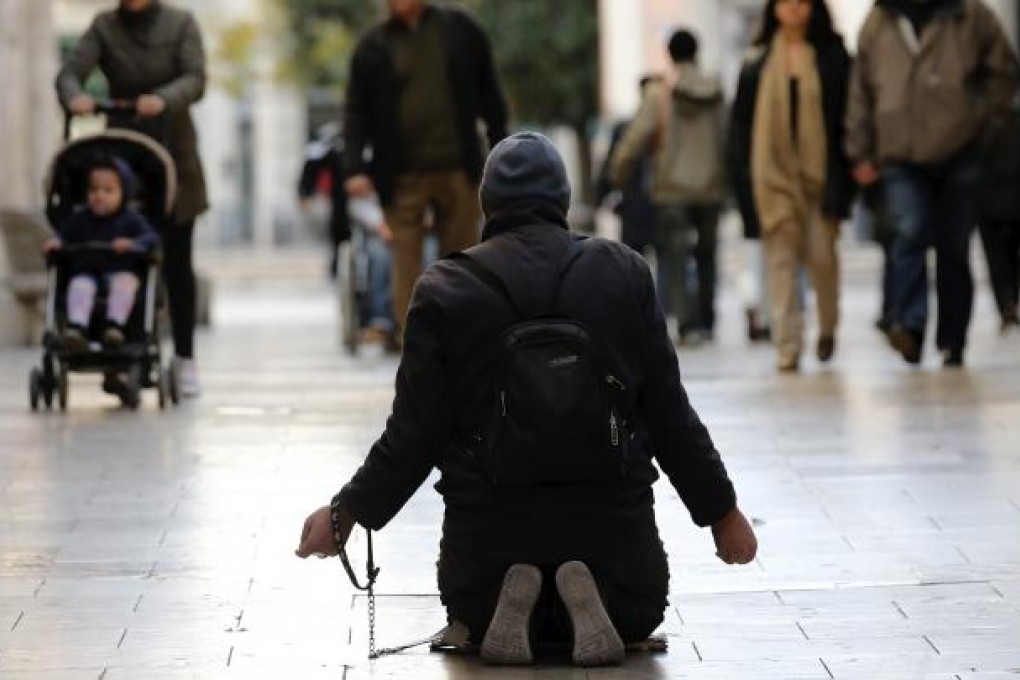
[334,201,736,555]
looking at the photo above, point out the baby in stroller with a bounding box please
[43,155,160,352]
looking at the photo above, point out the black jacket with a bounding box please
[980,108,1020,222]
[335,203,736,557]
[343,6,510,207]
[727,40,855,238]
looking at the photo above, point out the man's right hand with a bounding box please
[853,162,880,187]
[295,504,355,559]
[68,95,96,115]
[42,238,62,253]
[345,174,375,198]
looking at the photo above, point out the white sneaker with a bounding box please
[177,357,201,397]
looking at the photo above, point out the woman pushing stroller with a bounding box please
[43,155,160,353]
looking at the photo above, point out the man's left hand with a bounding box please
[136,95,166,118]
[711,507,758,565]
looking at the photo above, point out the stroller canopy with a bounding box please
[45,130,177,230]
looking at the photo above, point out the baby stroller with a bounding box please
[27,102,179,411]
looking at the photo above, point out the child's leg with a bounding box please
[67,275,98,327]
[106,272,140,325]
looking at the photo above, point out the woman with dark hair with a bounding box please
[57,0,208,396]
[728,0,853,372]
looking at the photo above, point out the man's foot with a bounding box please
[942,349,964,369]
[102,323,125,349]
[555,561,624,667]
[777,356,800,373]
[480,564,542,665]
[817,336,835,363]
[62,325,88,353]
[888,325,923,365]
[1001,314,1020,335]
[746,310,771,342]
[176,357,201,397]
[875,317,892,336]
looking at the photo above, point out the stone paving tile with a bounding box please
[2,245,1019,678]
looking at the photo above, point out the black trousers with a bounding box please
[436,519,669,646]
[978,219,1020,321]
[161,220,196,358]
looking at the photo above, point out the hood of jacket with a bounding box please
[671,63,723,116]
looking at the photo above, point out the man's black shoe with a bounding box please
[942,349,964,368]
[888,325,922,365]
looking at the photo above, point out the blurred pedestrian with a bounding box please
[343,0,509,343]
[846,0,1019,367]
[729,0,853,372]
[594,76,660,256]
[298,122,350,280]
[610,30,727,345]
[56,0,208,395]
[297,133,757,666]
[977,106,1020,334]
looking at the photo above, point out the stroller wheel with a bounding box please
[42,354,56,409]
[57,362,68,412]
[156,362,167,410]
[337,241,359,356]
[165,362,179,405]
[29,368,41,412]
[124,365,142,410]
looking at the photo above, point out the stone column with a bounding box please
[0,0,58,345]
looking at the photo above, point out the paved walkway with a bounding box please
[1,237,1018,679]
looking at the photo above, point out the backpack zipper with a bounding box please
[500,390,507,417]
[610,411,619,447]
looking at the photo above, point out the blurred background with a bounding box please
[1,0,1018,345]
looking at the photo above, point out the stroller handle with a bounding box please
[94,99,138,115]
[62,99,147,141]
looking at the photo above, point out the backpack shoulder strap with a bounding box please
[450,236,587,320]
[447,251,525,319]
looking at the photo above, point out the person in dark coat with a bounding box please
[978,107,1020,332]
[297,133,757,667]
[56,0,208,395]
[595,76,661,256]
[298,123,350,279]
[727,0,854,371]
[342,0,509,338]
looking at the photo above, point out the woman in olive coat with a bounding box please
[57,0,208,396]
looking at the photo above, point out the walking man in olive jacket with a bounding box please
[343,0,509,339]
[846,0,1018,367]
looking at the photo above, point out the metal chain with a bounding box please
[367,581,377,659]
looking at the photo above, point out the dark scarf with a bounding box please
[481,200,569,241]
[117,1,161,31]
[881,0,961,34]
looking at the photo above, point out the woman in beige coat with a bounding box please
[57,0,208,395]
[729,0,854,372]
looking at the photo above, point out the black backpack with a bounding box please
[452,239,632,486]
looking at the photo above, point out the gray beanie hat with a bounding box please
[479,132,571,217]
